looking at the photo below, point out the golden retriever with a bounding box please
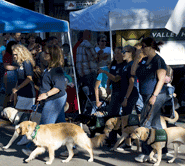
[131,126,185,166]
[3,121,106,165]
[104,111,179,151]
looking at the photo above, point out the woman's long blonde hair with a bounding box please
[12,44,35,67]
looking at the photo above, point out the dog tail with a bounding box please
[163,110,179,123]
[91,134,107,148]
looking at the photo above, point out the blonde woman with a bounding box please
[11,44,36,146]
[12,44,36,111]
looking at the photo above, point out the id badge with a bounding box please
[111,66,116,70]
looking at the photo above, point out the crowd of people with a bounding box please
[0,31,178,163]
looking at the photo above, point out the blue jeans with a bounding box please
[40,93,67,124]
[140,93,168,155]
[135,93,144,114]
[140,93,167,129]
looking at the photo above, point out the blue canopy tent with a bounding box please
[0,0,81,117]
[0,0,68,33]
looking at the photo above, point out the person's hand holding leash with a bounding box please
[12,87,18,94]
[37,93,48,101]
[96,101,102,108]
[149,95,157,105]
[164,76,171,84]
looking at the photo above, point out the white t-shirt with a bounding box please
[95,47,111,67]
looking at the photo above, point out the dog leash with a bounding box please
[29,101,40,121]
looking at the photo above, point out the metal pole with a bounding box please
[108,11,113,60]
[67,27,83,129]
[39,0,45,39]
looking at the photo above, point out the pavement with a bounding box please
[1,92,185,166]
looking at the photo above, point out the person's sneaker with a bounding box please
[60,148,78,157]
[22,148,32,156]
[117,143,132,151]
[17,136,30,146]
[135,154,149,162]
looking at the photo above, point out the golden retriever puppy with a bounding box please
[131,126,185,166]
[4,121,106,165]
[104,111,179,151]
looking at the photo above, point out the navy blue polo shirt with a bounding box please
[136,54,167,95]
[39,67,66,101]
[109,60,126,92]
[17,61,36,98]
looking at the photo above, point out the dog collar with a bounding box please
[31,125,40,140]
[12,112,19,124]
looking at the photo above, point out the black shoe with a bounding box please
[117,143,132,151]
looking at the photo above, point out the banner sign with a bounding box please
[150,28,185,41]
[65,1,99,10]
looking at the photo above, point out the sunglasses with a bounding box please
[122,50,130,54]
[100,40,107,42]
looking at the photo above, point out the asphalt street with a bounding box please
[1,92,185,166]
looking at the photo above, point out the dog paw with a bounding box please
[45,161,52,165]
[62,159,69,163]
[88,158,93,162]
[150,158,157,163]
[25,158,31,163]
[153,163,160,166]
[167,159,175,163]
[3,146,8,149]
